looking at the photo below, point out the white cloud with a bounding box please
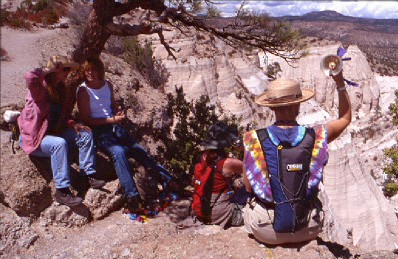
[212,1,398,19]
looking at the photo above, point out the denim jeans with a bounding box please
[93,124,173,198]
[20,129,96,189]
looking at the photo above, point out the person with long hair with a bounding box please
[18,55,105,207]
[77,57,176,214]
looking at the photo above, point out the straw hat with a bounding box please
[43,55,80,73]
[255,78,314,107]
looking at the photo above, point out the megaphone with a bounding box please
[320,55,343,77]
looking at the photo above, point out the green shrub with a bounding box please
[122,36,169,90]
[155,86,240,185]
[383,182,398,197]
[1,0,57,28]
[33,0,52,12]
[123,37,152,73]
[1,9,32,29]
[383,90,398,197]
[266,62,282,79]
[206,5,221,18]
[28,9,58,25]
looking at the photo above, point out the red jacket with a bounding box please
[212,158,229,194]
[18,68,72,154]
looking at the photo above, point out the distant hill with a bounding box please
[278,10,398,76]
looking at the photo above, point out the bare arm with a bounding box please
[222,158,244,177]
[242,152,253,193]
[326,72,352,143]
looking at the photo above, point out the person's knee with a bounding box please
[52,138,68,153]
[76,130,94,148]
[230,204,244,227]
[109,146,127,161]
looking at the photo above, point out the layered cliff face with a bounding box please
[151,30,272,127]
[151,30,398,252]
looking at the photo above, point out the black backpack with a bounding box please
[256,128,318,233]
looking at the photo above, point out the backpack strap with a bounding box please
[255,128,270,179]
[256,128,269,143]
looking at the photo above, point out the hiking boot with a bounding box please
[87,175,106,189]
[126,196,142,214]
[55,188,83,207]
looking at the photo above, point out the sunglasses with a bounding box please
[62,67,71,72]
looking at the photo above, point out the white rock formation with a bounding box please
[150,31,269,126]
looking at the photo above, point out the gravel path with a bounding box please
[1,27,54,106]
[1,25,77,145]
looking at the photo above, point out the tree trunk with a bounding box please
[72,10,111,63]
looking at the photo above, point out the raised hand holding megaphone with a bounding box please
[320,55,343,77]
[320,47,359,87]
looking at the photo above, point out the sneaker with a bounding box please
[55,188,83,207]
[88,176,106,189]
[126,196,142,214]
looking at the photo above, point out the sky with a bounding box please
[203,1,398,19]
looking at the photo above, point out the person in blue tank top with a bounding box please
[77,57,177,214]
[242,71,351,245]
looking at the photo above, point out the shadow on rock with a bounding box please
[316,237,352,258]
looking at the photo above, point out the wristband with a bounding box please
[337,86,347,92]
[67,119,76,128]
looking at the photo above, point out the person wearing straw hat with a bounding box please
[242,71,351,244]
[18,55,105,207]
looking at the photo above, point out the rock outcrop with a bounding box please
[1,145,53,217]
[150,31,271,127]
[324,138,398,251]
[0,204,38,255]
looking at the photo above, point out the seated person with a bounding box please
[76,57,176,213]
[242,72,351,244]
[192,122,246,228]
[18,55,105,207]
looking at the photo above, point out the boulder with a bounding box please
[39,202,90,228]
[84,180,124,220]
[323,137,398,252]
[0,144,52,217]
[0,203,38,255]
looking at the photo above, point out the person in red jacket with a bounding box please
[18,55,105,207]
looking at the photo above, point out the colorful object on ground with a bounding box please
[123,192,179,223]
